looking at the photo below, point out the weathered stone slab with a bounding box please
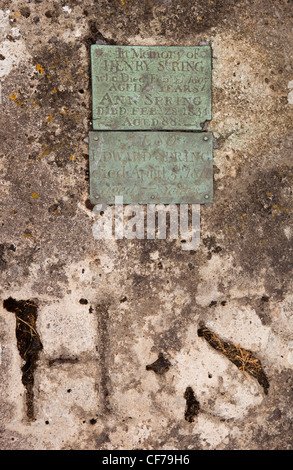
[89,131,213,204]
[91,45,212,130]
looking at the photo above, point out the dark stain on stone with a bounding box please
[203,235,217,250]
[31,41,87,168]
[184,387,200,422]
[203,236,222,258]
[146,352,171,375]
[20,7,31,18]
[255,296,272,325]
[131,272,152,296]
[85,20,117,46]
[95,432,110,448]
[3,297,43,421]
[152,301,194,354]
[250,369,293,449]
[48,203,59,214]
[92,0,238,39]
[48,357,79,367]
[209,164,293,298]
[96,304,112,414]
[0,244,7,271]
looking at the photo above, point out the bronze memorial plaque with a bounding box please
[89,131,213,205]
[91,45,212,131]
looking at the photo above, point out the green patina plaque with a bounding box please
[91,45,211,130]
[89,131,213,205]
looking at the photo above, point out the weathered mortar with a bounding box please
[0,0,292,450]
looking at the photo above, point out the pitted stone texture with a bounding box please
[0,0,293,450]
[38,296,98,358]
[34,363,99,426]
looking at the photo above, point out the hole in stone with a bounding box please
[184,387,200,422]
[20,7,31,18]
[85,198,95,211]
[146,352,171,375]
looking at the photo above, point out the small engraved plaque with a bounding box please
[91,45,212,131]
[89,131,213,204]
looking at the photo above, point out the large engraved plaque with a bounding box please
[89,131,213,204]
[91,45,211,131]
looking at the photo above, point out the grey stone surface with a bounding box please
[0,0,293,450]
